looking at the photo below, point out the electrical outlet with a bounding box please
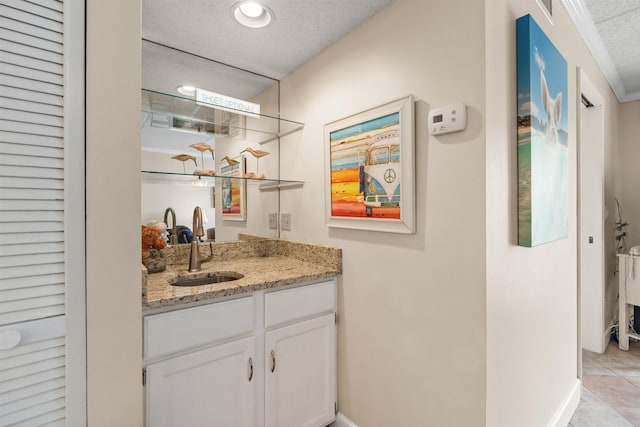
[268,212,278,230]
[281,213,291,231]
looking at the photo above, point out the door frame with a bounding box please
[576,67,605,380]
[64,0,87,423]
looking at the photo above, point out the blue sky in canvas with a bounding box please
[517,15,568,133]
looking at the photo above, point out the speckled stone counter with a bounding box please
[142,237,342,311]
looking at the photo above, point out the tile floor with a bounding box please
[569,339,640,426]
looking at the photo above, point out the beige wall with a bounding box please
[82,0,627,425]
[86,0,143,425]
[485,1,620,426]
[280,0,487,425]
[620,100,640,247]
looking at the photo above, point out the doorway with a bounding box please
[578,68,606,357]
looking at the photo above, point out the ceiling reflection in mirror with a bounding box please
[141,40,285,242]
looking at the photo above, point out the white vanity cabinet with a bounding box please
[264,281,337,427]
[143,279,337,427]
[146,337,256,427]
[143,296,257,427]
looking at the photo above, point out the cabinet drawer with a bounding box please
[264,280,336,328]
[144,296,255,359]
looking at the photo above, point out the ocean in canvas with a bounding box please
[530,126,568,245]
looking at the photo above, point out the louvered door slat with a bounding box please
[0,387,65,419]
[0,297,66,323]
[0,62,64,86]
[1,284,64,303]
[0,210,64,222]
[0,304,64,325]
[1,74,63,96]
[0,119,63,137]
[0,365,64,395]
[0,165,63,179]
[0,98,64,118]
[0,222,63,235]
[0,27,62,53]
[0,153,63,168]
[0,252,64,268]
[0,187,63,200]
[0,337,63,360]
[0,177,64,190]
[0,39,62,65]
[0,199,64,211]
[0,274,64,291]
[0,294,64,318]
[2,346,65,371]
[0,242,63,257]
[0,108,64,128]
[0,260,64,277]
[2,0,63,23]
[0,16,62,43]
[0,85,63,106]
[0,131,63,148]
[0,50,63,75]
[0,378,65,408]
[26,0,64,13]
[1,398,65,426]
[0,5,63,33]
[0,231,63,246]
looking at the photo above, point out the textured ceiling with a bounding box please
[142,0,394,80]
[584,0,640,94]
[567,0,640,102]
[141,0,394,152]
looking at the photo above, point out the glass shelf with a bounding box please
[141,170,304,191]
[141,89,304,146]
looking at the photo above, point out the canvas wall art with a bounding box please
[516,14,568,247]
[220,155,246,221]
[324,96,415,234]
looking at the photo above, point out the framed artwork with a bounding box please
[516,14,568,247]
[220,155,246,221]
[324,95,415,234]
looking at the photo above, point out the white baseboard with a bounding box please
[547,379,581,427]
[331,412,358,427]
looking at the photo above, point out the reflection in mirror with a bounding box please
[141,40,282,242]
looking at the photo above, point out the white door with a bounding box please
[265,313,336,427]
[0,0,85,425]
[146,337,256,427]
[578,70,606,353]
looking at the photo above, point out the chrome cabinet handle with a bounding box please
[270,350,276,373]
[248,357,253,382]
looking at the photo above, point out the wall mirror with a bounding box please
[141,40,301,243]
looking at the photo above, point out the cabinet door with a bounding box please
[265,313,336,427]
[146,337,255,427]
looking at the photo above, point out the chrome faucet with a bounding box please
[188,206,212,272]
[163,207,178,245]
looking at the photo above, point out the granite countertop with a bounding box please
[142,237,342,311]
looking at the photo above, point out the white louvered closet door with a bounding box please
[0,0,85,425]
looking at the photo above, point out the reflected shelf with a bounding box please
[142,170,304,191]
[141,89,304,145]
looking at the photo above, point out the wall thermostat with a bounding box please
[428,103,467,135]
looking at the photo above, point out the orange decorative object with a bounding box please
[141,226,162,249]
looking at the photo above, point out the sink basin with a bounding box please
[170,272,244,287]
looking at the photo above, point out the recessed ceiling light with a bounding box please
[176,85,196,96]
[232,2,273,28]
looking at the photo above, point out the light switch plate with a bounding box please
[268,212,278,229]
[281,213,291,231]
